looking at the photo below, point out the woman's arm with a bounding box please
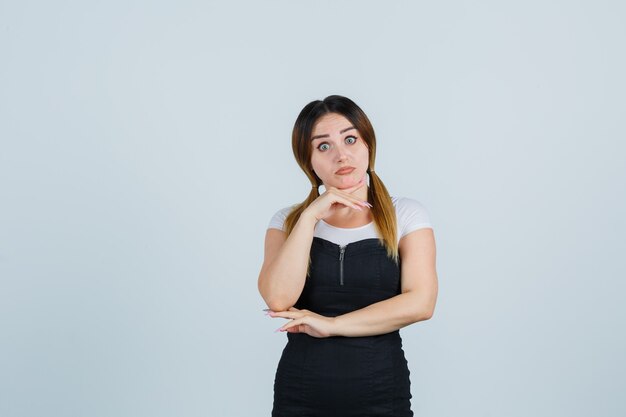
[272,227,438,337]
[257,212,318,312]
[258,179,371,312]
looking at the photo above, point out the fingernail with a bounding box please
[274,327,284,333]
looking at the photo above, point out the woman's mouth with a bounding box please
[335,167,356,175]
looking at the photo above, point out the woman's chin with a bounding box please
[323,173,365,190]
[335,177,359,189]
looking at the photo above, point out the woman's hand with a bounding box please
[267,307,336,338]
[303,176,372,222]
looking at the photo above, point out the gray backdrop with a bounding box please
[1,1,624,416]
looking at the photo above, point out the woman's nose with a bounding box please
[335,145,349,162]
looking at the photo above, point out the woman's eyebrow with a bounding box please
[311,126,355,141]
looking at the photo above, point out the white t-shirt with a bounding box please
[267,196,433,246]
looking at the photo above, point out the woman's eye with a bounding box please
[318,143,330,151]
[345,136,357,144]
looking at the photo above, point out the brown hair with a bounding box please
[284,95,399,262]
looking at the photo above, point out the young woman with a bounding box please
[258,95,438,417]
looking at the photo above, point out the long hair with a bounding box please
[284,95,399,262]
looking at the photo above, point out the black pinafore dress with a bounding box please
[272,237,413,417]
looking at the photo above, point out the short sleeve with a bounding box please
[395,197,433,238]
[267,205,294,232]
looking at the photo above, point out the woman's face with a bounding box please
[310,113,369,190]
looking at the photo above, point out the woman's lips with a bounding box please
[335,167,355,175]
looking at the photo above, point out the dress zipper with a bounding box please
[339,245,346,286]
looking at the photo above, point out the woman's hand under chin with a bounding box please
[267,307,337,338]
[303,176,371,222]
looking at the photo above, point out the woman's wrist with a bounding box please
[328,316,340,337]
[299,209,319,227]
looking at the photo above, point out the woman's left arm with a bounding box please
[271,228,438,337]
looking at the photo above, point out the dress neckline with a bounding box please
[319,219,374,230]
[312,236,382,251]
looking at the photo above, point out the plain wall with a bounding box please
[1,1,625,416]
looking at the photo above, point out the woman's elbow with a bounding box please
[265,298,295,312]
[259,284,297,311]
[411,306,435,323]
[421,309,434,321]
[258,284,295,311]
[420,302,437,321]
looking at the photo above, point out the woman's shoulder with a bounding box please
[267,203,297,232]
[391,196,434,237]
[391,195,427,210]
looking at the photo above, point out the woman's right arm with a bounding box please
[258,178,370,311]
[257,211,318,312]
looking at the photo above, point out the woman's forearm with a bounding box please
[331,291,434,337]
[258,212,318,311]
